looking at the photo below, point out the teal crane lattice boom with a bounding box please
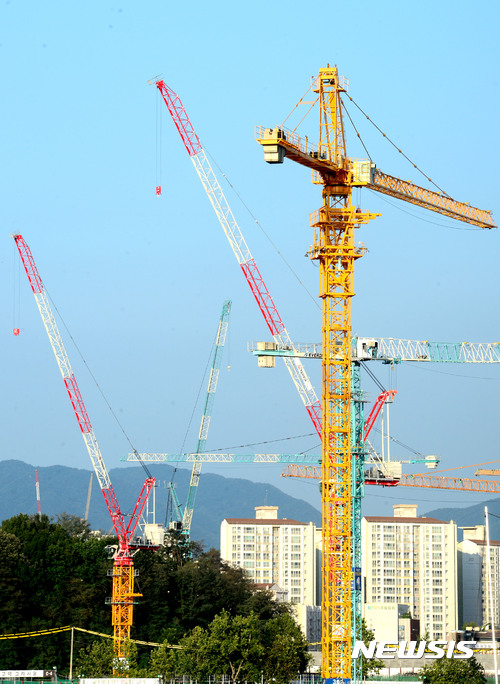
[182,300,231,535]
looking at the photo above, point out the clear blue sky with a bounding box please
[1,0,499,521]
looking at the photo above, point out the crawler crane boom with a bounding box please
[12,234,154,665]
[155,80,323,438]
[256,66,495,684]
[182,300,231,535]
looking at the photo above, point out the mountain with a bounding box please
[0,460,321,549]
[6,459,499,549]
[425,497,500,541]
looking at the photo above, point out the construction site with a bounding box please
[2,4,500,684]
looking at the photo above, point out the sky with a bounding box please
[1,0,499,524]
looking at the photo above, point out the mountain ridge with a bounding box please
[0,459,322,549]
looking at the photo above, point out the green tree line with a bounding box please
[0,514,310,680]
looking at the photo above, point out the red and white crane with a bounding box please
[362,389,396,443]
[155,80,323,438]
[12,234,154,665]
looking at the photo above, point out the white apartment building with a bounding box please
[362,504,458,640]
[363,603,411,643]
[459,524,500,628]
[220,505,317,605]
[295,603,321,646]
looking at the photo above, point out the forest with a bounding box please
[0,514,310,681]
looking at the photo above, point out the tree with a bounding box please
[174,610,264,683]
[262,613,311,683]
[147,641,182,680]
[56,512,91,538]
[0,514,297,674]
[162,529,203,565]
[0,530,29,666]
[144,547,257,635]
[148,609,311,683]
[420,654,486,684]
[176,625,214,681]
[242,588,292,621]
[204,610,265,683]
[0,513,112,671]
[75,640,114,678]
[359,620,383,681]
[75,639,141,678]
[418,627,431,644]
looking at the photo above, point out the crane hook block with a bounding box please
[155,185,162,196]
[13,328,20,336]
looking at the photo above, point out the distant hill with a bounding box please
[425,497,500,541]
[0,460,321,549]
[6,460,500,548]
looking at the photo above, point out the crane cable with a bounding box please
[414,458,500,476]
[370,426,423,457]
[340,99,373,162]
[360,360,386,393]
[341,93,451,198]
[280,83,318,133]
[178,328,219,456]
[211,432,317,452]
[12,240,21,335]
[155,87,162,195]
[43,288,152,482]
[165,327,220,527]
[203,143,321,312]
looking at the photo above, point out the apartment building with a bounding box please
[295,603,321,646]
[361,504,458,639]
[363,603,414,643]
[459,524,500,628]
[220,505,317,605]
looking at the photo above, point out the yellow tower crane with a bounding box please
[256,65,495,684]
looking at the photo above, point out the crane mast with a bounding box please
[314,67,376,684]
[12,234,154,665]
[155,80,323,438]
